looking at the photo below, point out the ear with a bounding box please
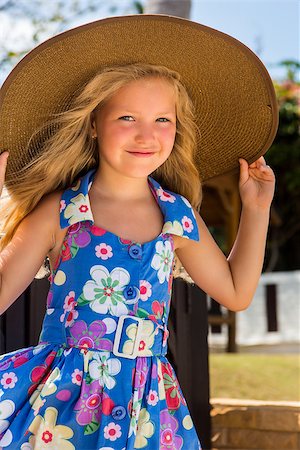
[90,111,97,136]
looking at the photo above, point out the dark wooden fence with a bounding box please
[0,277,211,449]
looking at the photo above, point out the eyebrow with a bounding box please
[113,108,176,115]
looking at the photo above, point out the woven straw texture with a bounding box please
[0,15,278,186]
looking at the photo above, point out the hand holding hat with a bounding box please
[239,156,275,210]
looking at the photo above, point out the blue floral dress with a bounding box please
[0,170,201,449]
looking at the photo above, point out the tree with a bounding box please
[0,0,143,83]
[144,0,191,18]
[265,60,300,271]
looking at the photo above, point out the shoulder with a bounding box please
[149,178,200,245]
[24,190,64,249]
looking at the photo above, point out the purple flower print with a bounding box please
[67,222,91,258]
[74,379,102,427]
[160,409,183,449]
[67,320,113,351]
[133,358,149,400]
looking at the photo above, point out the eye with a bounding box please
[119,116,134,121]
[156,117,170,122]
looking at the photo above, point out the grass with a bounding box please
[209,354,300,401]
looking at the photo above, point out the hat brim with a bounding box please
[0,14,278,185]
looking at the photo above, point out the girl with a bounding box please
[0,15,276,450]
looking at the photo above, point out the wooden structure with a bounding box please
[201,173,241,353]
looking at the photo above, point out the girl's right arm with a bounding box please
[0,152,61,314]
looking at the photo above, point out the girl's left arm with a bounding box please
[175,157,275,312]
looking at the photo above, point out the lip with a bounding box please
[127,151,156,157]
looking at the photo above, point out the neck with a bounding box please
[91,168,153,202]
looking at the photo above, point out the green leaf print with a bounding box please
[70,242,79,258]
[77,293,90,306]
[136,308,149,318]
[85,373,93,384]
[84,420,100,435]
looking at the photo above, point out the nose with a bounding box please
[134,123,155,145]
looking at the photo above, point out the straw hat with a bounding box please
[0,14,278,186]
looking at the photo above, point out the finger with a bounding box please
[238,158,249,185]
[249,156,266,169]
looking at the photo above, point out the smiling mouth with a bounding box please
[127,151,156,157]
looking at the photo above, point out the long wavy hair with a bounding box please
[1,63,201,251]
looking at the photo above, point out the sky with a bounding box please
[190,0,299,80]
[0,0,299,83]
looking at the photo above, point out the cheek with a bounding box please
[161,127,176,147]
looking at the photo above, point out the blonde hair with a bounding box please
[1,63,201,251]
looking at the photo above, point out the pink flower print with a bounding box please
[65,309,79,328]
[59,199,66,212]
[181,215,194,233]
[148,300,164,323]
[71,369,83,386]
[74,379,102,427]
[60,291,78,327]
[46,290,53,309]
[160,409,183,449]
[104,422,122,441]
[95,243,113,260]
[147,389,159,406]
[120,238,132,245]
[90,225,107,236]
[1,372,18,389]
[139,280,152,301]
[156,187,176,203]
[67,320,113,352]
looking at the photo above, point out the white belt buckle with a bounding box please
[113,315,144,359]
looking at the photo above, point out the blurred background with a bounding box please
[0,1,299,449]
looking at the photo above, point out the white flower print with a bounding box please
[181,215,194,233]
[82,265,130,317]
[181,195,192,208]
[156,187,176,203]
[89,352,121,390]
[64,193,92,225]
[0,399,15,448]
[147,390,159,406]
[103,422,122,441]
[151,240,173,284]
[0,372,18,389]
[139,280,152,301]
[162,220,183,237]
[71,369,83,386]
[95,243,113,260]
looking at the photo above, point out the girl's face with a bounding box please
[91,76,177,179]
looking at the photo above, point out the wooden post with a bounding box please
[169,278,211,449]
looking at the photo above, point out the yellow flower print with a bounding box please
[162,220,183,236]
[28,407,74,449]
[134,408,155,448]
[64,193,92,225]
[122,321,155,356]
[30,368,60,415]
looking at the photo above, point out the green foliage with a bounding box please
[265,64,300,270]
